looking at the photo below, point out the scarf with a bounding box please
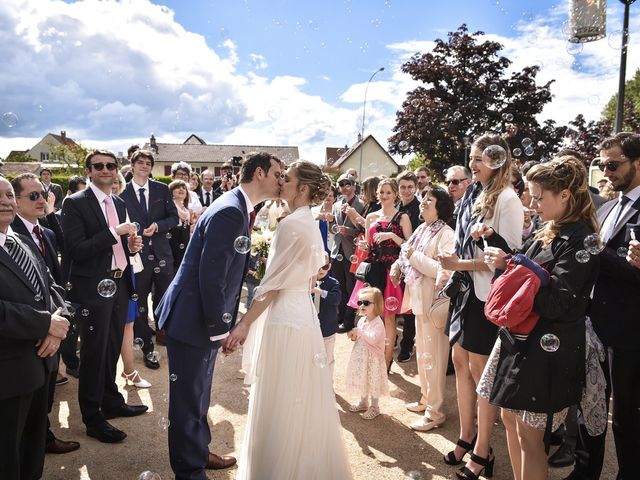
[402,219,447,286]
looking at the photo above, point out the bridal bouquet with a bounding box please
[251,228,274,280]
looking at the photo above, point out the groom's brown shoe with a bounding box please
[206,452,237,469]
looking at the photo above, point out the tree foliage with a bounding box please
[564,114,613,165]
[389,25,566,177]
[49,142,90,173]
[602,68,640,131]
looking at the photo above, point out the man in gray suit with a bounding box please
[329,173,364,333]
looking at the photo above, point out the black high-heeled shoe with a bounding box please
[443,435,477,465]
[456,449,495,480]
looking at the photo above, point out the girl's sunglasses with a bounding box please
[357,300,372,306]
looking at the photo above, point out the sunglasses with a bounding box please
[320,264,331,270]
[91,162,118,171]
[598,159,630,172]
[19,191,46,201]
[445,178,468,186]
[357,300,373,306]
[338,182,353,187]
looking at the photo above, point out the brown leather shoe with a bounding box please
[206,452,236,470]
[46,437,80,454]
[156,329,167,346]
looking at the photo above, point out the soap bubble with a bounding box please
[158,417,170,430]
[587,95,600,106]
[133,222,140,233]
[575,250,591,263]
[481,145,508,170]
[405,471,423,480]
[608,29,629,50]
[131,293,139,301]
[540,333,560,352]
[146,351,161,363]
[489,82,498,92]
[65,282,73,291]
[521,137,533,148]
[178,243,185,250]
[81,308,90,317]
[253,286,266,302]
[349,255,358,264]
[410,98,420,108]
[138,471,161,480]
[148,254,155,261]
[97,279,117,298]
[169,373,177,382]
[2,112,18,128]
[566,41,583,55]
[398,140,410,152]
[222,313,233,324]
[334,254,343,262]
[524,146,535,156]
[233,236,251,254]
[504,113,514,122]
[331,224,340,234]
[313,352,328,368]
[158,260,166,268]
[512,148,522,157]
[420,352,434,370]
[165,232,172,239]
[153,267,161,274]
[385,297,400,312]
[34,294,42,302]
[617,247,628,257]
[583,234,604,255]
[133,338,144,351]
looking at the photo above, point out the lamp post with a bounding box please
[358,67,384,178]
[615,0,635,133]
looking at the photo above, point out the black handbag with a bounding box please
[354,211,401,291]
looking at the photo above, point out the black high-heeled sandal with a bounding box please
[455,449,495,480]
[443,435,477,466]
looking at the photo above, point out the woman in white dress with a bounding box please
[225,160,353,480]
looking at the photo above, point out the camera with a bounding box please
[226,171,233,180]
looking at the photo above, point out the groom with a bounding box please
[156,152,283,479]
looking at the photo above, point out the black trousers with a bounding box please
[59,316,80,371]
[0,381,48,480]
[574,346,640,480]
[77,276,128,426]
[400,313,416,353]
[134,257,174,354]
[331,253,356,331]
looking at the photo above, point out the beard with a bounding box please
[615,162,636,192]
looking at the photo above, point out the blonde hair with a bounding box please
[288,160,332,205]
[471,133,513,220]
[358,287,384,316]
[526,155,598,246]
[377,177,399,201]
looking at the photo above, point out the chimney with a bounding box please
[150,134,158,153]
[60,131,66,143]
[357,133,362,143]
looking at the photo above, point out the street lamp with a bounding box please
[358,67,385,178]
[615,0,636,133]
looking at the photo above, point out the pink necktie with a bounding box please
[104,196,128,271]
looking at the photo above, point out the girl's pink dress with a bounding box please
[348,219,404,316]
[345,316,389,398]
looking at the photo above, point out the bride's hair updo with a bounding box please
[288,160,332,205]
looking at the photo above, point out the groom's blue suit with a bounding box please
[156,187,250,479]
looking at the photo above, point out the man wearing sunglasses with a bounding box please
[444,165,471,229]
[330,173,363,334]
[121,149,178,364]
[570,132,640,480]
[40,168,63,212]
[62,149,147,444]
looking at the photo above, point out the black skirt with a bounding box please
[457,283,499,356]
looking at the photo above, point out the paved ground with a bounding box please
[43,317,617,480]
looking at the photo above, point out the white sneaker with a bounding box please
[405,402,427,413]
[410,417,444,431]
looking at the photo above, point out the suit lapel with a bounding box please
[0,235,41,295]
[85,188,109,229]
[124,182,147,223]
[232,189,249,236]
[609,197,640,241]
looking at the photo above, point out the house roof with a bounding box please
[143,139,300,166]
[325,146,348,167]
[0,161,41,175]
[48,133,78,148]
[5,150,28,161]
[331,134,399,169]
[184,134,207,145]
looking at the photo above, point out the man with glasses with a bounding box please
[199,169,217,207]
[10,173,80,455]
[569,133,640,480]
[121,150,179,360]
[330,173,363,334]
[40,168,63,212]
[444,165,471,229]
[62,150,147,444]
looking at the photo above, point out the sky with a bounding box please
[0,0,638,163]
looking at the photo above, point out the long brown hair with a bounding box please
[526,155,598,246]
[471,133,513,220]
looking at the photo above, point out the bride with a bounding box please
[225,160,353,480]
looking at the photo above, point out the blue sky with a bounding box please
[0,0,637,162]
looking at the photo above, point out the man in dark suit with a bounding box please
[11,173,80,455]
[199,169,217,207]
[62,149,147,444]
[0,176,70,480]
[120,149,178,367]
[40,168,63,212]
[569,133,640,480]
[156,152,283,479]
[330,173,364,334]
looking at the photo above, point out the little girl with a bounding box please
[345,287,389,420]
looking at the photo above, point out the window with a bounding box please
[40,152,49,161]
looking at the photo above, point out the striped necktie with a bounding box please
[5,235,42,296]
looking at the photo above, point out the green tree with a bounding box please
[602,68,640,131]
[3,151,33,162]
[564,114,613,166]
[389,24,566,174]
[49,142,90,173]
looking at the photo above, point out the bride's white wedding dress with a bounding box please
[238,206,353,480]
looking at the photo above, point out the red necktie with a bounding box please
[32,224,46,256]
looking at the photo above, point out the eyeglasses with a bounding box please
[357,300,373,306]
[445,178,468,186]
[91,162,118,171]
[320,264,331,270]
[18,191,46,201]
[338,182,353,187]
[598,158,630,172]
